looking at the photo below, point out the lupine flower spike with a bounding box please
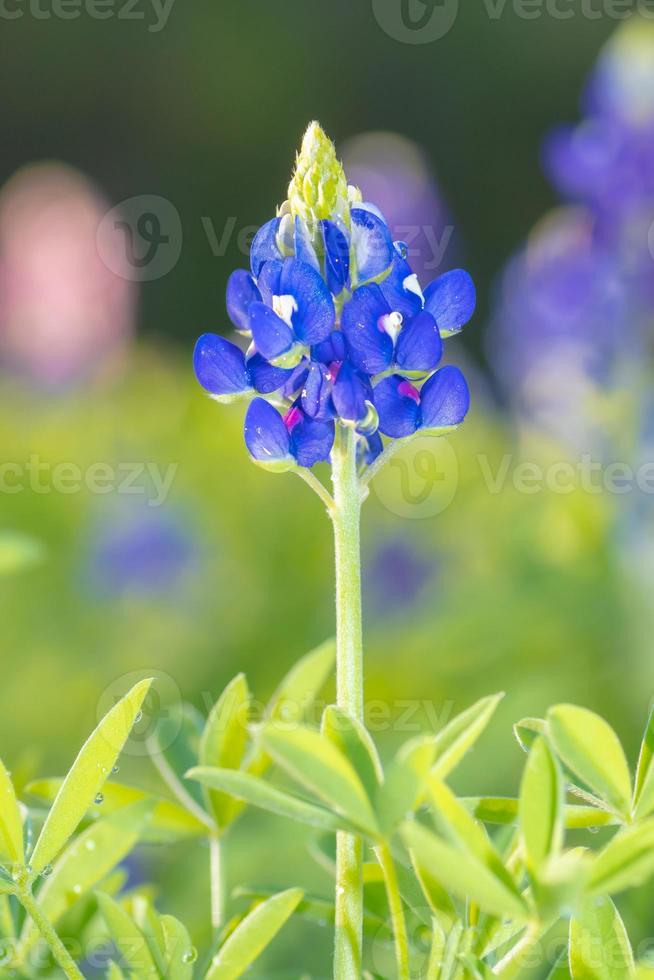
[194,122,475,482]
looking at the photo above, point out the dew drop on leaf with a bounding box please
[41,864,53,877]
[94,792,104,805]
[182,948,198,964]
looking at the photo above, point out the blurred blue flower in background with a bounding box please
[365,538,435,617]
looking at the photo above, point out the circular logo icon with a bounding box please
[372,435,459,519]
[97,194,182,282]
[372,0,459,44]
[96,668,182,757]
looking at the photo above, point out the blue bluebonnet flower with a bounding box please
[194,123,475,471]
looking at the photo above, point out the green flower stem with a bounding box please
[209,834,226,930]
[17,886,85,980]
[376,843,410,980]
[330,424,364,979]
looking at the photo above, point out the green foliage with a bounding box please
[4,664,654,978]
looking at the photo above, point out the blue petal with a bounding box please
[341,284,394,375]
[283,361,310,399]
[244,398,292,462]
[247,353,293,394]
[312,330,347,365]
[378,247,424,320]
[423,269,476,336]
[279,259,335,345]
[331,362,368,422]
[290,415,335,467]
[226,270,261,333]
[250,218,282,277]
[419,366,470,430]
[395,311,443,374]
[322,220,350,295]
[249,302,294,361]
[350,208,394,284]
[294,217,320,269]
[256,260,283,304]
[361,431,383,466]
[373,375,421,439]
[193,333,251,395]
[301,362,334,420]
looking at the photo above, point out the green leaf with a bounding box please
[233,886,390,939]
[401,820,528,920]
[0,757,23,868]
[148,702,211,827]
[30,679,153,874]
[200,675,250,830]
[547,706,632,817]
[107,962,127,980]
[432,694,504,779]
[519,737,563,872]
[321,706,382,802]
[97,891,160,976]
[462,798,618,830]
[633,706,654,819]
[569,896,634,979]
[513,717,547,754]
[160,914,196,980]
[588,820,654,896]
[205,887,303,980]
[376,736,437,837]
[187,767,355,833]
[27,778,206,843]
[260,725,378,835]
[19,800,153,958]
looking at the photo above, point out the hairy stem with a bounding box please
[331,425,364,979]
[17,886,85,980]
[376,843,410,980]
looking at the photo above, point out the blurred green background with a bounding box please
[2,3,653,974]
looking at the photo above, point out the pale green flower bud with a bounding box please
[287,122,350,229]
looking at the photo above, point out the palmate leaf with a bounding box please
[0,757,23,868]
[205,888,303,980]
[432,694,504,779]
[569,896,634,979]
[376,735,437,837]
[588,820,654,896]
[187,767,356,833]
[547,706,632,818]
[321,706,383,803]
[260,724,378,835]
[27,778,206,843]
[461,798,619,830]
[19,800,154,958]
[148,702,211,826]
[633,706,654,819]
[199,674,250,830]
[29,679,153,875]
[519,737,563,873]
[97,891,160,976]
[401,820,528,921]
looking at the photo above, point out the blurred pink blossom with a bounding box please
[0,163,136,386]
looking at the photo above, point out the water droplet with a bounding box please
[589,826,599,835]
[112,765,120,775]
[94,793,104,805]
[85,839,96,851]
[135,710,143,723]
[395,241,409,260]
[41,864,53,878]
[72,884,82,895]
[182,948,197,965]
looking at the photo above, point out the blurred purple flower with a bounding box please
[0,163,136,387]
[365,539,435,617]
[84,506,196,599]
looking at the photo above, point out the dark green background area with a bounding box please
[1,0,618,357]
